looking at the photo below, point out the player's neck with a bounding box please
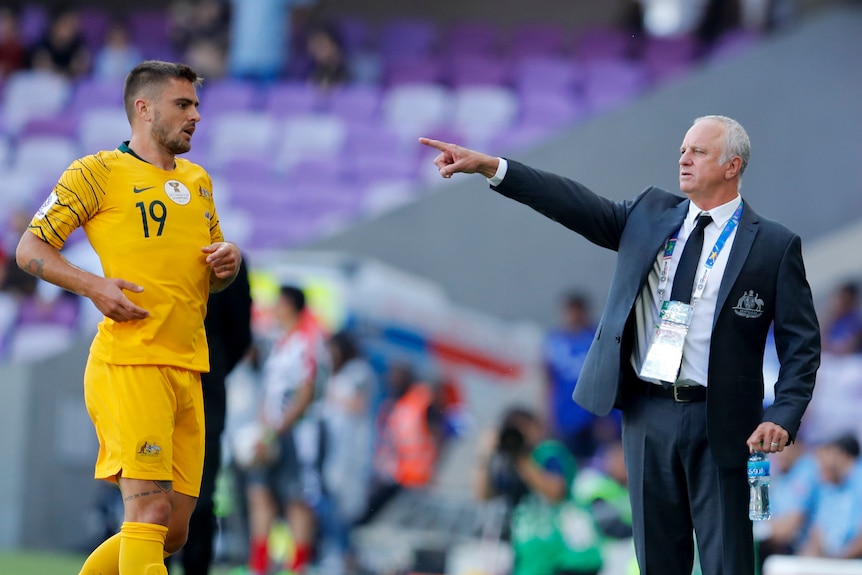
[126,136,176,171]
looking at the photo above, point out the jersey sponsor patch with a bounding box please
[164,180,191,205]
[35,191,58,219]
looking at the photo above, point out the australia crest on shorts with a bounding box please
[733,290,764,319]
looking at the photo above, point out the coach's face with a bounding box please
[678,119,731,198]
[150,78,200,155]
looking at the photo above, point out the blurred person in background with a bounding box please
[227,0,317,82]
[475,406,604,575]
[303,23,350,90]
[94,20,143,82]
[238,285,330,575]
[319,330,376,574]
[29,6,90,78]
[799,434,862,559]
[755,438,818,568]
[170,257,252,575]
[821,281,862,356]
[544,291,620,465]
[357,362,443,525]
[0,5,26,81]
[169,0,229,81]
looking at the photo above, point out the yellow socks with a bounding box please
[119,522,168,575]
[79,532,121,575]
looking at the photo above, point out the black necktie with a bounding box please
[670,213,712,304]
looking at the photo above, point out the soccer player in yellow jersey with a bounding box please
[15,61,242,575]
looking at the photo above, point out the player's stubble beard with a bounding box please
[152,110,191,155]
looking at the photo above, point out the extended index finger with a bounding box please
[418,137,451,152]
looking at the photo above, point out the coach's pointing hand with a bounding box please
[419,137,500,179]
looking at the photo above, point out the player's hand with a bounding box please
[89,277,149,322]
[202,241,240,279]
[418,137,500,179]
[747,422,790,454]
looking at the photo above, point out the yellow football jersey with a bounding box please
[28,143,224,371]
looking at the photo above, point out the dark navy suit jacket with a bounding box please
[493,160,820,468]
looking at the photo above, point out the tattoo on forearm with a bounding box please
[154,480,173,493]
[24,258,45,279]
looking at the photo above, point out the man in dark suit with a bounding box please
[420,115,820,575]
[177,257,253,575]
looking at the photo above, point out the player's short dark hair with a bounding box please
[123,60,202,121]
[279,285,306,313]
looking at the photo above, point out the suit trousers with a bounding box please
[621,388,755,575]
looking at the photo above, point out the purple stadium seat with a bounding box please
[19,115,78,139]
[202,80,261,113]
[18,4,49,48]
[443,21,500,56]
[263,82,326,118]
[341,150,419,186]
[447,55,510,88]
[507,23,571,58]
[576,27,635,61]
[77,107,131,153]
[78,7,112,53]
[334,17,372,55]
[68,78,125,114]
[512,56,586,95]
[708,29,759,60]
[126,9,171,56]
[384,57,444,87]
[583,59,650,112]
[378,18,439,61]
[13,135,80,177]
[381,83,452,143]
[640,35,702,82]
[517,89,589,128]
[326,85,382,123]
[2,71,72,135]
[16,293,80,330]
[451,86,519,148]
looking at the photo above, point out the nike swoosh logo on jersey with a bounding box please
[133,186,155,194]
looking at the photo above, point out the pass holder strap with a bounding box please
[640,202,744,384]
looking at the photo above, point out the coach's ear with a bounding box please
[725,156,743,180]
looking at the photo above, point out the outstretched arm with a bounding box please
[16,231,149,322]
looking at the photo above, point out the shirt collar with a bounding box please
[686,195,742,230]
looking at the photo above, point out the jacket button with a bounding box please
[615,335,621,343]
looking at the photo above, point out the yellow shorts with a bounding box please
[84,356,205,497]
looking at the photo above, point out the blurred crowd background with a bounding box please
[0,1,860,574]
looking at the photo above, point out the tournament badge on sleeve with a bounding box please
[639,300,693,383]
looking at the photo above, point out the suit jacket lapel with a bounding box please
[635,200,689,285]
[715,202,760,326]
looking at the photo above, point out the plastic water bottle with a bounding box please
[747,451,771,520]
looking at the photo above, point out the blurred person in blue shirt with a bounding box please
[800,434,862,559]
[227,0,316,81]
[543,292,619,464]
[822,281,862,356]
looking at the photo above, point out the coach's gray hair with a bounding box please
[693,115,750,177]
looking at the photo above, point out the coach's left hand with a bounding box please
[747,422,790,454]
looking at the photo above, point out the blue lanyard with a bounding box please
[657,201,744,303]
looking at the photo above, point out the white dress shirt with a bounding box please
[632,195,742,386]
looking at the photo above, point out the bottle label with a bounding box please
[747,460,770,477]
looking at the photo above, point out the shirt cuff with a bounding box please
[487,158,508,186]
